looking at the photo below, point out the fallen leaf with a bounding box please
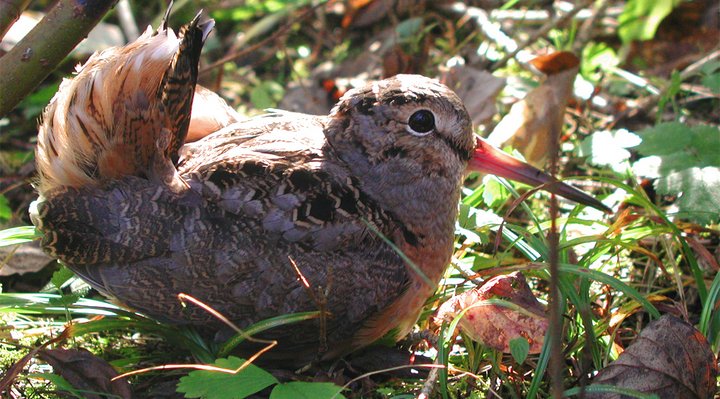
[0,241,54,276]
[0,329,71,394]
[440,64,505,126]
[435,272,547,353]
[588,315,718,399]
[187,86,242,142]
[486,51,580,167]
[38,348,133,399]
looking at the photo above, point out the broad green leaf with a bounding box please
[700,72,719,94]
[51,266,75,290]
[635,122,691,156]
[48,293,81,307]
[655,167,720,224]
[509,337,530,364]
[250,81,285,110]
[618,0,680,43]
[396,18,423,39]
[689,125,720,166]
[177,356,279,399]
[270,381,346,399]
[579,129,641,173]
[634,123,720,223]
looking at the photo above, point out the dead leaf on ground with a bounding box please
[0,241,54,276]
[434,272,547,353]
[440,64,506,127]
[588,315,718,399]
[38,348,134,399]
[0,329,71,394]
[340,0,442,29]
[486,51,580,167]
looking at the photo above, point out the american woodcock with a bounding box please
[31,16,609,363]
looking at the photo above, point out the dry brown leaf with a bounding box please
[440,64,506,126]
[486,51,580,167]
[186,86,242,143]
[588,315,718,399]
[38,348,134,399]
[0,329,71,394]
[382,42,428,78]
[0,241,54,276]
[434,272,547,353]
[341,0,395,29]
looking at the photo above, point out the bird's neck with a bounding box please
[325,120,463,284]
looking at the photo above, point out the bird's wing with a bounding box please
[37,113,413,356]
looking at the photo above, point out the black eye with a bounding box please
[407,110,435,136]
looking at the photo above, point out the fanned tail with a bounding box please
[35,14,215,195]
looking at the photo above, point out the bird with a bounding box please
[31,15,609,364]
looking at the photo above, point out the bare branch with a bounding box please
[0,0,118,118]
[0,0,31,41]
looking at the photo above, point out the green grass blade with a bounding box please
[0,226,40,247]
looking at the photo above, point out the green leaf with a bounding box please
[19,82,61,119]
[634,123,720,223]
[655,167,720,224]
[28,373,80,397]
[618,0,680,43]
[177,356,279,399]
[0,195,10,222]
[579,129,641,173]
[51,266,76,290]
[635,122,689,156]
[636,123,720,172]
[702,73,720,94]
[482,177,511,208]
[509,337,530,364]
[48,293,80,307]
[250,81,285,110]
[581,42,619,83]
[270,381,346,399]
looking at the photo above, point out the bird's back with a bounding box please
[36,111,413,361]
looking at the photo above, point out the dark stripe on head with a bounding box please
[440,134,473,162]
[355,96,376,115]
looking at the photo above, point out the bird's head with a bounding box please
[327,75,474,188]
[327,74,609,213]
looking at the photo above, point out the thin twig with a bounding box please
[116,0,139,40]
[572,0,611,54]
[0,0,118,117]
[635,46,720,114]
[547,76,563,399]
[445,3,532,66]
[493,0,593,70]
[419,365,440,399]
[200,1,325,76]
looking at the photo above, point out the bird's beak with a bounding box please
[468,137,611,213]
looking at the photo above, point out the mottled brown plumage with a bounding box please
[32,17,608,364]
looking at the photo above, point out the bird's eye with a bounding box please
[406,110,435,136]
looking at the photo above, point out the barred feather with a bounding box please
[35,14,219,194]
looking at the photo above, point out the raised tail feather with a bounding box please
[35,14,217,195]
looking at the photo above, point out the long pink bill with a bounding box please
[468,137,611,213]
